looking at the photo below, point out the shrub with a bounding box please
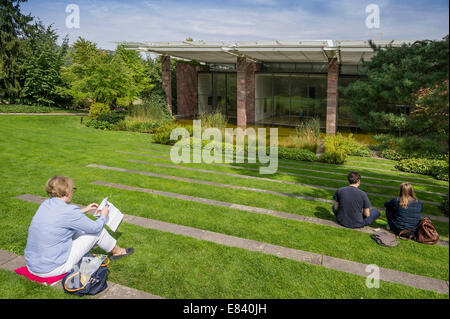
[129,95,173,122]
[320,134,350,164]
[319,150,347,164]
[84,119,114,130]
[395,158,449,181]
[351,146,373,157]
[295,117,321,140]
[380,149,403,160]
[442,197,449,217]
[278,147,317,162]
[319,133,371,163]
[285,135,319,153]
[199,111,227,129]
[89,102,110,119]
[431,161,449,181]
[373,134,447,160]
[97,111,126,124]
[115,118,162,133]
[396,158,432,175]
[152,122,192,145]
[285,118,321,153]
[114,95,173,133]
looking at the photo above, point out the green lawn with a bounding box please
[0,116,448,299]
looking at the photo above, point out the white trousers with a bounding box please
[29,228,117,277]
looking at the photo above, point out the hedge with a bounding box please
[395,158,449,181]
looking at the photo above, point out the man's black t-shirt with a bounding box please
[333,186,371,228]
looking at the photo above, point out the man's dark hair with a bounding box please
[347,171,361,184]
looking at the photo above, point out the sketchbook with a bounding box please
[93,197,123,232]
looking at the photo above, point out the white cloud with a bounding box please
[20,0,449,50]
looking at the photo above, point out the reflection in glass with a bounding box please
[273,74,290,125]
[198,73,212,114]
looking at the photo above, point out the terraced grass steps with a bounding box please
[347,160,396,167]
[117,152,443,207]
[0,249,163,299]
[140,148,447,191]
[124,159,448,224]
[87,164,334,204]
[138,144,448,185]
[2,117,448,299]
[13,194,450,295]
[92,181,450,247]
[139,148,448,190]
[86,163,450,226]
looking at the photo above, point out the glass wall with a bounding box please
[255,74,273,124]
[226,73,237,119]
[198,73,212,114]
[198,72,236,120]
[198,64,364,129]
[273,74,290,125]
[255,73,327,126]
[338,76,360,128]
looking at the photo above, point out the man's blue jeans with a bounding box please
[332,205,380,227]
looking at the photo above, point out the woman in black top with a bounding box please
[384,182,422,235]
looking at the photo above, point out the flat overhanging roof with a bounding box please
[122,40,413,64]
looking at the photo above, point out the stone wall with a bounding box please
[326,58,339,134]
[175,63,209,117]
[236,57,247,127]
[176,62,198,117]
[161,55,173,115]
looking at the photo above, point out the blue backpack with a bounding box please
[62,254,109,297]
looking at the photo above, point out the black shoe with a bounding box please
[110,247,134,260]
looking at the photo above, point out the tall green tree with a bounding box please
[60,38,154,108]
[143,55,177,110]
[0,0,34,100]
[115,44,153,105]
[19,22,69,106]
[341,36,449,138]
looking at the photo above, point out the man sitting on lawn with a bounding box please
[332,171,380,228]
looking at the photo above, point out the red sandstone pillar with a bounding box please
[245,62,261,125]
[237,56,247,127]
[161,55,173,115]
[176,62,197,117]
[326,57,339,134]
[175,62,209,118]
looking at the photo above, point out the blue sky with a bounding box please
[21,0,449,50]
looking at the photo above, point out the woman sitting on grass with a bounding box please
[384,182,422,235]
[24,176,133,277]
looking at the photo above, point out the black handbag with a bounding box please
[62,254,110,297]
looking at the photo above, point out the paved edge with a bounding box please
[13,194,449,295]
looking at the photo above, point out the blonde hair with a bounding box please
[45,176,74,198]
[398,182,417,208]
